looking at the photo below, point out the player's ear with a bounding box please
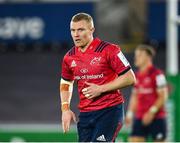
[91,27,95,33]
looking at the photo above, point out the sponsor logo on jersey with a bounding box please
[90,57,101,65]
[138,87,153,94]
[71,60,76,67]
[75,73,104,80]
[144,77,151,84]
[80,68,88,74]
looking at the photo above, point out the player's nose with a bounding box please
[73,31,79,37]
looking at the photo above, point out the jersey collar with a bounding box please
[139,64,154,76]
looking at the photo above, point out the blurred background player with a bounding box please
[60,12,136,142]
[125,44,168,142]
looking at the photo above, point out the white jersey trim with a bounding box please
[117,51,129,67]
[156,74,167,88]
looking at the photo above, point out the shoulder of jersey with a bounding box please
[149,66,164,76]
[94,40,114,53]
[66,46,76,56]
[155,67,164,75]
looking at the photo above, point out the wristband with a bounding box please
[126,110,133,118]
[149,106,158,114]
[61,102,70,112]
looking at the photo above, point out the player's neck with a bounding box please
[79,37,93,52]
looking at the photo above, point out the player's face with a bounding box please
[134,49,149,68]
[70,20,94,48]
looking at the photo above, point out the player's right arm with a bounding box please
[60,54,76,133]
[60,78,76,133]
[125,88,137,126]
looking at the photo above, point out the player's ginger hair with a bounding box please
[71,12,94,28]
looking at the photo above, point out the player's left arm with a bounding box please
[100,69,136,92]
[142,74,168,125]
[82,69,136,99]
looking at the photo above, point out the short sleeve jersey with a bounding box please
[61,38,131,112]
[134,65,167,119]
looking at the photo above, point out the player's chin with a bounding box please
[74,41,83,46]
[75,43,83,47]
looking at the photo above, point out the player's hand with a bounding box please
[125,116,133,127]
[62,110,77,133]
[125,110,133,127]
[82,82,103,99]
[142,111,155,126]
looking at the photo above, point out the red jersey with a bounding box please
[134,65,167,119]
[61,38,131,112]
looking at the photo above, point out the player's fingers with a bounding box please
[85,93,91,98]
[82,88,89,94]
[82,88,88,92]
[64,119,71,133]
[85,81,93,85]
[65,120,70,133]
[66,124,69,132]
[82,88,92,96]
[142,121,148,126]
[142,118,149,126]
[83,92,91,96]
[62,121,66,133]
[87,94,96,99]
[125,118,131,127]
[86,92,97,99]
